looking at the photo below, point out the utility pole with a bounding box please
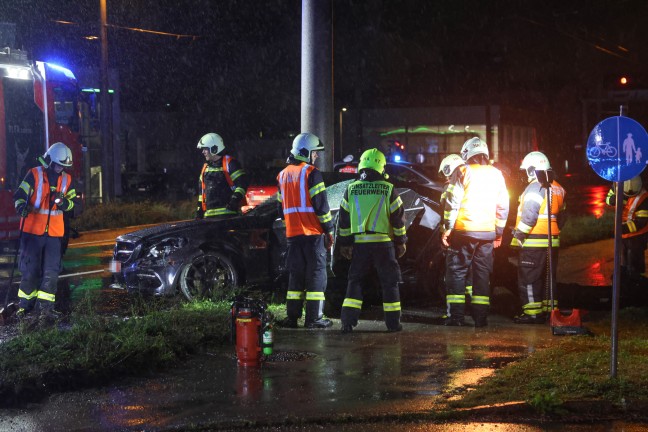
[100,0,114,201]
[301,0,333,171]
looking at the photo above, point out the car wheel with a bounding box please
[179,252,239,301]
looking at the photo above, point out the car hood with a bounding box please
[116,212,276,245]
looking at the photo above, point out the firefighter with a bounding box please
[442,138,509,327]
[339,148,407,333]
[605,175,648,280]
[277,133,334,329]
[195,133,249,219]
[438,154,472,320]
[13,142,77,325]
[511,151,567,324]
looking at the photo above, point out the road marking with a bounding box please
[5,269,106,285]
[70,240,115,247]
[60,269,106,278]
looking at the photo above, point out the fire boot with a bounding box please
[305,317,332,328]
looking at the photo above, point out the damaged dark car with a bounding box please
[110,179,447,305]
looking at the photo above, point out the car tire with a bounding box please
[179,252,239,301]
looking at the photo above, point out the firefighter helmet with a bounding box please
[624,176,642,196]
[290,133,324,162]
[438,154,464,178]
[197,133,225,155]
[358,148,387,175]
[520,151,551,181]
[44,142,73,167]
[460,137,489,161]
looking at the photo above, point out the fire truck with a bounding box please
[0,47,83,246]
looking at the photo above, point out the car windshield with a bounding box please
[387,165,429,185]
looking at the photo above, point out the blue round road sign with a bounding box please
[587,116,648,182]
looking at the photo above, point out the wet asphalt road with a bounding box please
[0,315,556,431]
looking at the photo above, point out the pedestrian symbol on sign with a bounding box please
[587,116,648,182]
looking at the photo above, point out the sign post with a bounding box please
[586,113,648,378]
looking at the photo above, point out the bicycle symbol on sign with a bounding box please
[588,141,617,158]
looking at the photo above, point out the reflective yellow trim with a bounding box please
[389,196,403,213]
[205,208,237,217]
[342,298,363,309]
[471,295,490,306]
[355,233,391,243]
[446,294,465,304]
[393,226,406,236]
[306,292,325,301]
[309,182,326,198]
[37,291,55,302]
[230,169,245,181]
[287,291,305,300]
[318,212,333,223]
[383,301,401,312]
[18,289,38,300]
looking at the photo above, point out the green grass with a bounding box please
[450,307,648,412]
[0,295,287,405]
[73,200,195,231]
[560,211,614,248]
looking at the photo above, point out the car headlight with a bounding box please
[144,237,188,260]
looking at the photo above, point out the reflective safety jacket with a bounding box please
[511,180,566,248]
[621,190,648,239]
[337,170,406,245]
[604,187,648,239]
[277,162,333,238]
[13,166,75,237]
[199,155,249,217]
[443,164,509,240]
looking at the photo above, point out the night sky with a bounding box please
[2,0,648,156]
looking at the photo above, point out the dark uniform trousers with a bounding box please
[18,232,62,312]
[286,234,327,322]
[623,234,648,276]
[341,243,402,330]
[518,247,559,315]
[445,233,493,322]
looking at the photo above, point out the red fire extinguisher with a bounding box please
[231,297,273,367]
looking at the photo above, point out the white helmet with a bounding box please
[624,176,642,196]
[438,154,464,178]
[44,142,73,167]
[197,133,225,156]
[460,137,489,161]
[520,151,551,181]
[290,132,324,162]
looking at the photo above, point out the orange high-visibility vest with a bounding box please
[622,190,648,239]
[278,163,324,237]
[515,181,565,237]
[200,156,247,211]
[22,166,71,237]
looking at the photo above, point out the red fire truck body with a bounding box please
[0,48,82,244]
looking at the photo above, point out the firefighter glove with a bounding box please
[195,206,204,220]
[16,203,31,218]
[52,192,72,210]
[324,231,334,250]
[396,243,406,258]
[226,197,240,212]
[340,245,353,260]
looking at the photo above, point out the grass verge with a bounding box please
[73,200,195,231]
[450,307,648,414]
[0,296,286,407]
